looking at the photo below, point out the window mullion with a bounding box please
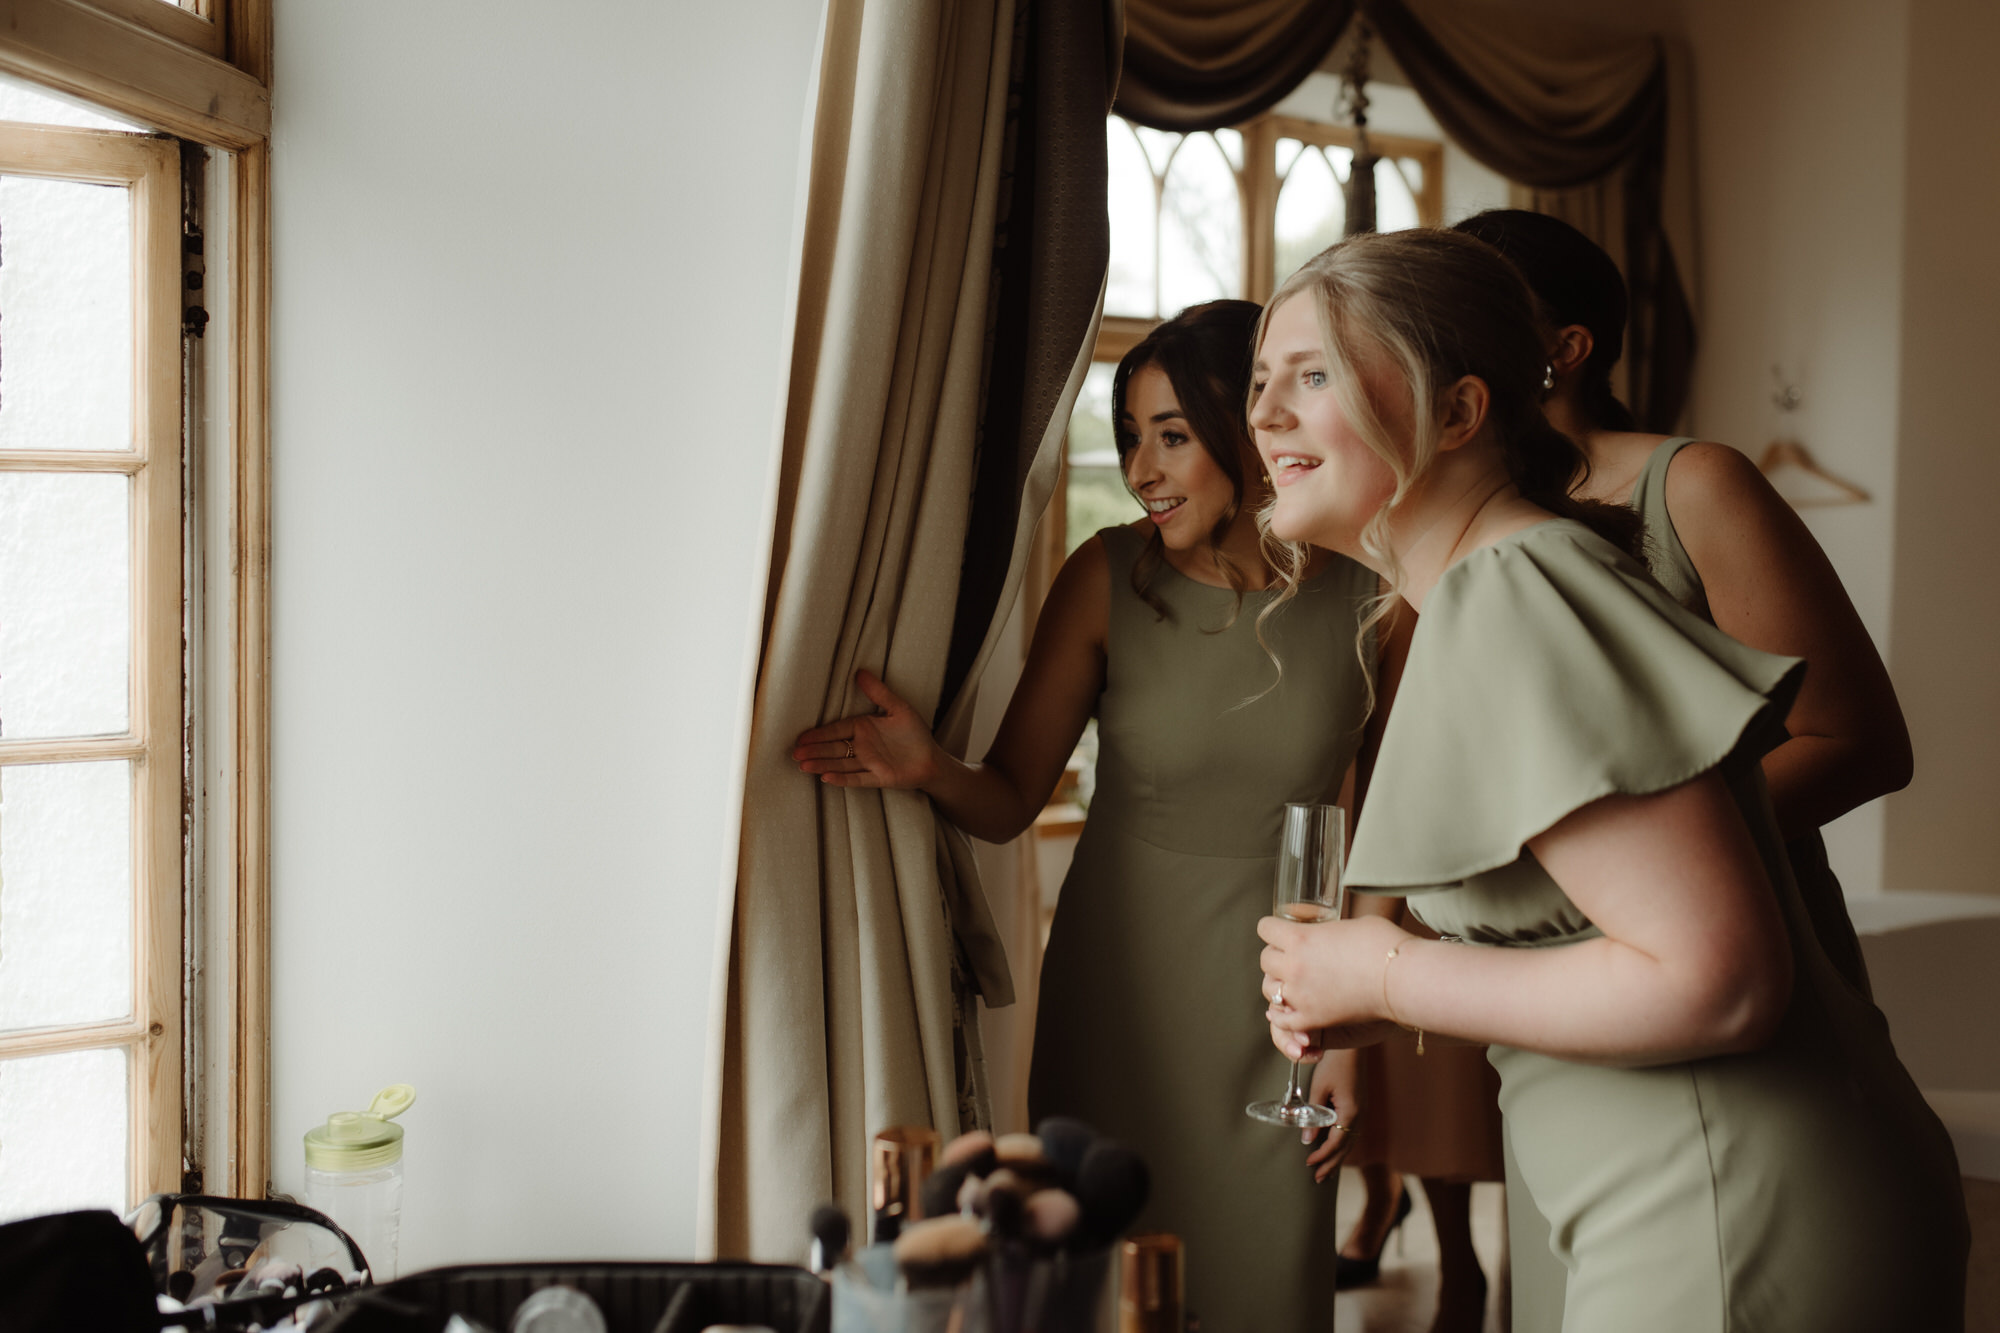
[131,133,187,1205]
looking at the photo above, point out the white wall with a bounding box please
[1882,0,2000,898]
[1676,0,1910,896]
[269,0,821,1267]
[1674,0,2000,899]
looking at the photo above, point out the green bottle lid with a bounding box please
[304,1084,416,1172]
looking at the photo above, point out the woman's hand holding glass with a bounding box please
[791,669,942,789]
[1260,912,1410,1061]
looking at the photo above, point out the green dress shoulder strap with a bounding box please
[1624,436,1710,617]
[1622,441,1874,998]
[1346,520,1802,892]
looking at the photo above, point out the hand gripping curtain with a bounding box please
[702,0,1111,1261]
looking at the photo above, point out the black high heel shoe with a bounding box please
[1334,1180,1413,1289]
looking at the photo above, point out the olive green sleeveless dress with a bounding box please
[1030,525,1375,1333]
[1510,438,1895,1331]
[1350,519,1967,1332]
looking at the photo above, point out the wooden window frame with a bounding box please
[73,0,222,61]
[1241,115,1446,305]
[0,0,272,1197]
[0,124,183,1204]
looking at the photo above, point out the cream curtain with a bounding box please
[701,0,1110,1262]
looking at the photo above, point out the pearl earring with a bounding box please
[1542,364,1555,392]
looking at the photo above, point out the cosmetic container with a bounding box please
[304,1083,416,1281]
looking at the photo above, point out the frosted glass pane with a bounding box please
[1132,125,1180,176]
[0,71,148,132]
[1066,364,1139,556]
[1215,128,1243,171]
[1105,120,1157,318]
[1067,361,1117,467]
[1276,138,1305,179]
[1159,133,1239,313]
[0,1047,128,1222]
[0,175,133,452]
[1376,158,1420,233]
[1275,146,1345,286]
[0,472,131,739]
[0,762,134,1031]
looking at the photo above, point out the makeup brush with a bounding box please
[921,1160,974,1221]
[941,1129,998,1176]
[1073,1140,1151,1250]
[1024,1189,1082,1248]
[808,1202,851,1277]
[1035,1117,1096,1180]
[993,1131,1071,1192]
[976,1168,1032,1241]
[893,1215,988,1291]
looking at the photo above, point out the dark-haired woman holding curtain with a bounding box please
[795,300,1377,1331]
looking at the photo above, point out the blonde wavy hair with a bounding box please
[1249,228,1642,712]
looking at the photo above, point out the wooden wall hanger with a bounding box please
[1757,439,1870,507]
[1759,367,1869,507]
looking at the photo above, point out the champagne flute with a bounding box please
[1246,802,1345,1128]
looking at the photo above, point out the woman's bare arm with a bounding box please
[794,533,1111,843]
[1263,773,1795,1067]
[1666,442,1913,838]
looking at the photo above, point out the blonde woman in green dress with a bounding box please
[795,300,1377,1331]
[1248,229,1967,1332]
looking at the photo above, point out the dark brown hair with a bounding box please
[1452,210,1639,433]
[1111,299,1266,624]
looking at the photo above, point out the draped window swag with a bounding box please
[1117,0,1695,431]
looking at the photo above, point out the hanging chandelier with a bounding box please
[1339,18,1380,237]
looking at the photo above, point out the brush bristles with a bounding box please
[893,1215,988,1290]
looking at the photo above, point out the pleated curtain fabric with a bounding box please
[1115,0,1697,429]
[702,0,1110,1262]
[1371,0,1696,430]
[1113,0,1359,131]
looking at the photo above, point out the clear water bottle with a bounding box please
[304,1084,415,1281]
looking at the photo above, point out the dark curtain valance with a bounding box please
[1114,0,1360,131]
[1111,0,1694,431]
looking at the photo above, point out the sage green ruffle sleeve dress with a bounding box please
[1030,525,1376,1333]
[1348,519,1967,1332]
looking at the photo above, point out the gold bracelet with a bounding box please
[1382,945,1424,1056]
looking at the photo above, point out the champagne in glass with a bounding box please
[1246,802,1345,1128]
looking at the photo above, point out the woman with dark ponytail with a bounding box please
[1455,208,1903,992]
[1249,228,1966,1332]
[1452,205,1921,1333]
[795,301,1380,1331]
